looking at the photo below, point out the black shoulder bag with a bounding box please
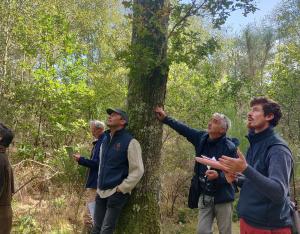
[188,174,202,209]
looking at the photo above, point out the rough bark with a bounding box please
[116,0,169,233]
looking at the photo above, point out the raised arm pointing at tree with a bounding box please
[155,106,238,234]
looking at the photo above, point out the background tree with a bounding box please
[268,0,300,152]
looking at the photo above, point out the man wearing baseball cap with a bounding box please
[91,108,144,234]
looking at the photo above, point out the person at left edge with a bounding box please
[0,123,14,234]
[91,108,144,234]
[73,120,106,233]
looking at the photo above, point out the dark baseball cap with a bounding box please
[106,108,129,123]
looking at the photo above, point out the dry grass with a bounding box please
[11,160,85,233]
[12,189,85,233]
[162,217,240,234]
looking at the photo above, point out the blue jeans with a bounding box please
[91,192,129,234]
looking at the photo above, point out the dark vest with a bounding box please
[238,127,293,228]
[98,129,133,190]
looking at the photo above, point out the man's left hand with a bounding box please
[219,149,248,173]
[73,153,80,162]
[205,170,219,180]
[116,186,122,193]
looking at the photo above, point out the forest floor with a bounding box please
[11,191,240,234]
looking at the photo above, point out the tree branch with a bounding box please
[168,0,207,39]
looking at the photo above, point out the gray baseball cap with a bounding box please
[106,108,129,123]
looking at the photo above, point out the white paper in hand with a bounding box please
[207,157,216,170]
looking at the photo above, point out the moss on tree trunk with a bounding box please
[115,0,169,233]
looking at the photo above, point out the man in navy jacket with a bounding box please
[220,97,293,234]
[91,108,144,234]
[155,107,238,234]
[73,120,105,233]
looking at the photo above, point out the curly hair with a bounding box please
[250,97,282,127]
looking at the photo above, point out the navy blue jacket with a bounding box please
[238,127,293,229]
[78,134,105,189]
[163,117,238,204]
[97,128,133,190]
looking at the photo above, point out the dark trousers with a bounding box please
[91,192,129,234]
[0,206,12,234]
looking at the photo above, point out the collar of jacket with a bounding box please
[106,127,127,137]
[92,133,105,145]
[246,127,274,144]
[207,134,226,145]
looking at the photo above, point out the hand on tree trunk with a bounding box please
[154,106,167,121]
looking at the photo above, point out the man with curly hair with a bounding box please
[220,97,293,234]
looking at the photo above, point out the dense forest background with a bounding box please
[0,0,299,233]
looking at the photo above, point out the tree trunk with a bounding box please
[116,0,169,233]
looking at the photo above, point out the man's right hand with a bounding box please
[154,106,167,121]
[73,153,80,162]
[205,170,219,181]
